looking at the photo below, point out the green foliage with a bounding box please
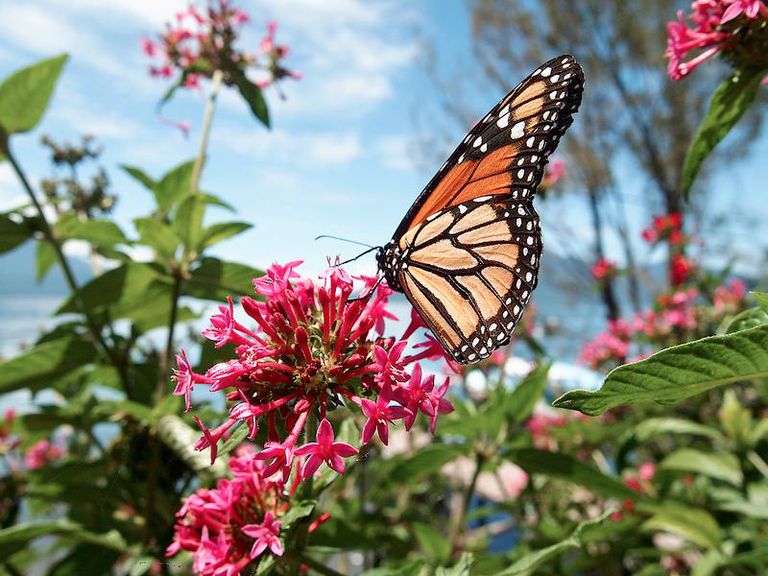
[0,213,33,254]
[0,519,125,557]
[0,54,68,137]
[682,67,767,198]
[554,324,768,415]
[232,69,270,127]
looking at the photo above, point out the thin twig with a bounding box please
[190,69,224,195]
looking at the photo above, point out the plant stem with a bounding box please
[286,552,346,576]
[450,450,485,553]
[190,69,224,196]
[5,143,131,389]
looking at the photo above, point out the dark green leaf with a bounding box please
[507,362,550,423]
[632,418,725,444]
[232,70,270,127]
[553,325,768,416]
[682,67,766,198]
[0,54,68,134]
[641,504,721,549]
[0,213,33,254]
[120,164,157,191]
[726,307,768,333]
[55,214,127,246]
[202,193,235,212]
[134,217,180,260]
[174,193,205,249]
[199,221,252,250]
[386,444,468,481]
[660,448,743,486]
[36,240,57,281]
[498,510,612,575]
[0,519,125,557]
[185,257,263,300]
[280,500,316,529]
[512,449,639,500]
[362,560,427,576]
[154,159,196,212]
[413,522,450,562]
[436,553,473,576]
[751,291,768,312]
[48,544,121,576]
[0,336,97,394]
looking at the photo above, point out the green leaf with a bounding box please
[726,306,768,333]
[511,449,639,500]
[174,193,205,249]
[202,193,235,212]
[134,218,180,260]
[719,390,751,444]
[660,448,743,486]
[682,67,766,198]
[36,240,57,281]
[752,291,768,312]
[54,214,127,246]
[641,504,721,549]
[362,561,427,576]
[120,164,156,191]
[0,519,125,557]
[507,362,550,423]
[412,522,450,562]
[154,159,196,213]
[436,553,473,576]
[48,544,121,576]
[553,324,768,416]
[0,336,97,394]
[0,54,68,135]
[232,70,270,127]
[386,444,468,481]
[185,257,264,300]
[0,213,33,254]
[498,510,613,575]
[199,221,252,250]
[632,417,726,444]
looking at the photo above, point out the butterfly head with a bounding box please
[376,241,404,292]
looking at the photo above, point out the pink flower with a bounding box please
[670,254,692,286]
[541,159,565,188]
[168,452,292,574]
[24,439,66,470]
[723,0,766,22]
[498,462,529,499]
[294,419,358,479]
[180,262,453,483]
[359,386,411,445]
[172,349,206,412]
[243,512,283,558]
[591,257,618,281]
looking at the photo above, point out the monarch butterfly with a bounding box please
[376,55,584,364]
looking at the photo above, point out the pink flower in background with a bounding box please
[591,257,618,281]
[175,261,453,483]
[23,439,66,470]
[167,451,293,574]
[541,159,566,189]
[294,419,359,479]
[498,462,529,499]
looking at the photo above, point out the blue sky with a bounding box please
[0,0,766,280]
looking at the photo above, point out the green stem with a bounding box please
[190,69,224,196]
[285,552,346,576]
[159,273,183,399]
[451,450,485,553]
[747,450,768,480]
[5,143,131,390]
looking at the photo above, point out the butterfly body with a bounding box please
[377,55,584,364]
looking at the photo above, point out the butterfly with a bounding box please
[375,55,584,364]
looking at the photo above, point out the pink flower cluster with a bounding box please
[0,410,68,472]
[540,159,566,190]
[666,0,768,82]
[591,257,618,282]
[167,448,299,574]
[173,261,453,483]
[641,213,684,246]
[142,1,299,92]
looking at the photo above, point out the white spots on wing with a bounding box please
[516,217,522,226]
[473,136,483,148]
[526,237,534,245]
[564,72,573,79]
[506,321,515,329]
[543,124,551,131]
[464,134,472,143]
[532,68,541,76]
[550,74,560,82]
[458,204,467,214]
[468,353,477,361]
[458,154,465,163]
[541,66,552,77]
[497,114,510,129]
[482,112,493,123]
[510,121,526,139]
[472,337,480,346]
[517,169,525,179]
[526,172,533,182]
[480,347,488,355]
[531,254,537,264]
[522,290,529,299]
[503,211,510,217]
[550,90,558,100]
[522,247,529,256]
[538,140,546,151]
[525,271,533,282]
[474,195,492,202]
[489,323,498,331]
[526,221,533,230]
[513,305,520,315]
[517,206,526,215]
[426,211,441,221]
[502,310,509,318]
[526,136,535,148]
[530,155,539,162]
[497,333,506,341]
[505,297,512,305]
[480,143,488,153]
[516,279,522,289]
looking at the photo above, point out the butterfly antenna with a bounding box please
[348,275,384,303]
[315,235,375,249]
[335,245,379,267]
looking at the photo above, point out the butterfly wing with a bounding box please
[390,55,584,364]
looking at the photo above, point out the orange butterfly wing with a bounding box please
[384,55,584,364]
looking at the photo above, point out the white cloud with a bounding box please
[214,127,361,166]
[47,0,187,27]
[374,135,417,171]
